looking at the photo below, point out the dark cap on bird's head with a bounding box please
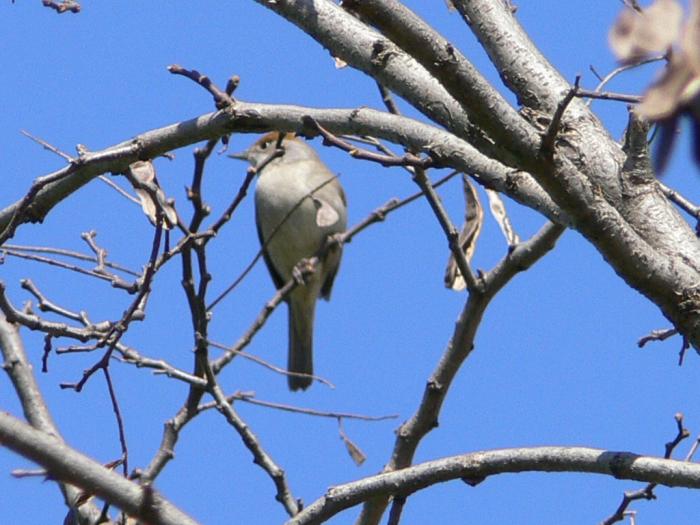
[229,132,297,162]
[230,132,317,168]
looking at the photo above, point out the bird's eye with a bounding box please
[259,141,269,150]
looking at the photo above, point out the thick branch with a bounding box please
[0,102,564,238]
[343,0,539,167]
[0,316,107,524]
[358,221,564,524]
[251,0,509,160]
[0,412,199,525]
[290,446,700,524]
[452,0,626,201]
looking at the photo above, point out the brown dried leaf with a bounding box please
[610,0,683,62]
[342,435,367,466]
[333,56,348,69]
[338,421,366,466]
[637,53,695,120]
[635,0,700,122]
[485,189,520,247]
[127,161,178,230]
[683,0,700,73]
[444,175,483,291]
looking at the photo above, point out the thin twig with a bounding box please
[41,0,81,13]
[2,243,139,277]
[303,117,433,169]
[375,82,402,115]
[20,130,73,161]
[168,64,235,109]
[411,166,480,292]
[638,328,678,348]
[102,367,129,477]
[541,75,580,156]
[207,340,335,388]
[1,248,135,290]
[199,391,398,422]
[207,171,337,311]
[600,414,690,525]
[586,55,663,107]
[575,88,643,105]
[98,175,141,204]
[20,279,84,323]
[60,222,164,392]
[658,182,700,221]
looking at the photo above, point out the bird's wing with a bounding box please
[320,244,342,301]
[255,209,287,291]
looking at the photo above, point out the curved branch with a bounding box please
[358,221,564,524]
[342,0,539,167]
[251,0,509,160]
[0,102,564,240]
[452,0,626,200]
[452,0,590,113]
[290,446,700,524]
[0,316,108,524]
[0,412,199,525]
[4,96,700,350]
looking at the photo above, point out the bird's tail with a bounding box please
[287,294,315,391]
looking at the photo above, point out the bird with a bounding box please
[231,132,347,390]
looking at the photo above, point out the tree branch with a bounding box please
[358,220,565,524]
[342,0,539,167]
[290,446,700,525]
[0,102,563,241]
[0,316,108,524]
[0,412,199,525]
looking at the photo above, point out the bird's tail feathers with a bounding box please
[287,295,315,391]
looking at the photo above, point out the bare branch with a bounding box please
[200,378,301,517]
[0,412,199,525]
[342,0,538,167]
[2,243,139,277]
[600,414,691,525]
[0,316,108,523]
[200,391,398,422]
[292,446,700,525]
[0,102,565,243]
[359,220,564,523]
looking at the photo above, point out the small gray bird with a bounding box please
[232,132,347,391]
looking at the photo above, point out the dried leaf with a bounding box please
[333,56,348,69]
[444,175,483,291]
[338,421,366,466]
[341,434,366,466]
[623,0,700,172]
[610,0,683,62]
[485,189,520,247]
[682,0,700,74]
[127,160,178,229]
[637,53,696,120]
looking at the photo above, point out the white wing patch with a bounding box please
[313,197,340,227]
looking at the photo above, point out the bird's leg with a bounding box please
[291,258,318,286]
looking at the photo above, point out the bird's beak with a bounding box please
[228,151,248,161]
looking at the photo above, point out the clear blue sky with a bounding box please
[1,2,699,524]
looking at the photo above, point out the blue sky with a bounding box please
[1,1,699,524]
